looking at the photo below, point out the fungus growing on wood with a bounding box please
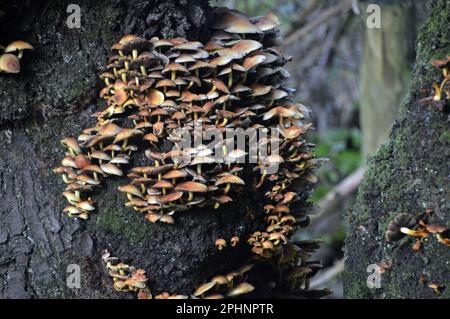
[55,7,321,299]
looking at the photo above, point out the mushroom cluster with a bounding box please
[385,210,450,250]
[102,250,151,296]
[103,250,256,299]
[56,7,322,298]
[0,40,33,74]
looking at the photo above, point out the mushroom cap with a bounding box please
[175,181,208,193]
[90,151,112,161]
[194,281,216,297]
[113,128,143,144]
[162,62,189,74]
[0,53,20,73]
[98,123,122,137]
[147,89,165,106]
[100,163,123,176]
[213,10,262,34]
[243,55,266,70]
[131,164,173,176]
[61,137,82,153]
[155,78,177,89]
[159,191,183,203]
[226,282,255,297]
[152,180,174,189]
[426,223,447,234]
[118,184,143,198]
[385,213,417,241]
[252,12,280,31]
[215,174,245,186]
[232,40,263,56]
[4,40,34,53]
[163,169,187,180]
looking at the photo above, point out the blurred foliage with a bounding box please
[311,128,362,203]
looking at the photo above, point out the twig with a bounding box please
[310,258,345,289]
[311,166,365,222]
[282,0,353,48]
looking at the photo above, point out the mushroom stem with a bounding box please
[436,233,450,246]
[75,191,81,202]
[400,227,428,238]
[214,202,220,209]
[256,171,267,189]
[132,49,138,60]
[122,139,128,151]
[188,192,193,201]
[197,164,202,175]
[228,72,233,88]
[224,183,231,194]
[140,65,147,76]
[140,184,146,194]
[171,70,176,81]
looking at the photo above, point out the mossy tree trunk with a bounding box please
[0,0,267,299]
[344,0,450,298]
[359,1,417,159]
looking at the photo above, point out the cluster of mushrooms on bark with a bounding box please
[54,8,326,299]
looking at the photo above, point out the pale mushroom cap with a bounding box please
[4,40,34,53]
[118,184,144,198]
[163,169,187,180]
[61,137,82,153]
[90,151,112,161]
[175,181,208,193]
[215,175,245,186]
[227,282,255,297]
[113,128,143,144]
[100,163,123,176]
[0,53,20,73]
[194,281,216,297]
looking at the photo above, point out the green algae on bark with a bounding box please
[344,0,450,299]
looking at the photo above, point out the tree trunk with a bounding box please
[359,1,417,159]
[344,0,450,298]
[0,0,263,299]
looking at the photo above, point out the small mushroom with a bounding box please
[118,184,144,200]
[194,281,216,297]
[215,174,245,195]
[4,40,33,59]
[230,236,240,247]
[226,282,255,297]
[175,181,208,201]
[0,53,20,73]
[215,238,226,250]
[385,213,418,242]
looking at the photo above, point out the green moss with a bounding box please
[95,209,148,245]
[438,131,450,144]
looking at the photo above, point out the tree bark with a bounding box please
[344,0,450,298]
[0,0,269,299]
[359,1,417,159]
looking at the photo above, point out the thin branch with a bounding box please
[282,0,353,48]
[310,258,345,289]
[311,166,365,222]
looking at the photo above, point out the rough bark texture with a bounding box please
[344,0,450,298]
[0,0,272,298]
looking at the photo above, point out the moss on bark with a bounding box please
[344,0,450,298]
